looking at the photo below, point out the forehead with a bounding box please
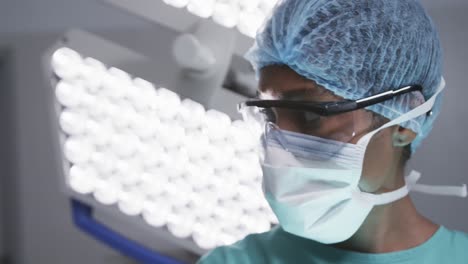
[258,65,342,101]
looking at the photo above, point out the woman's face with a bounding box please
[258,65,410,193]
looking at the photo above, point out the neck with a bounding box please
[333,190,439,253]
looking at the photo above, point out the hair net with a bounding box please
[245,0,444,152]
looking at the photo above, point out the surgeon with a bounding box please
[198,0,468,263]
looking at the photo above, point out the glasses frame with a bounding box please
[238,85,429,117]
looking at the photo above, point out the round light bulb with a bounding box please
[80,93,98,111]
[139,144,166,170]
[238,8,265,38]
[156,124,185,149]
[218,198,243,216]
[85,97,110,121]
[178,99,205,129]
[247,211,272,234]
[229,120,260,152]
[100,72,128,103]
[126,88,153,114]
[68,165,100,194]
[111,107,138,131]
[51,47,83,80]
[259,0,277,12]
[167,210,194,238]
[110,133,140,158]
[84,119,113,147]
[64,136,94,164]
[113,159,142,185]
[180,163,203,187]
[89,150,115,176]
[203,109,231,141]
[231,156,259,185]
[212,2,240,28]
[108,67,132,87]
[186,193,209,218]
[130,116,159,140]
[142,201,171,227]
[139,172,169,197]
[236,185,260,211]
[132,78,158,113]
[187,0,216,18]
[214,171,238,199]
[155,88,181,121]
[55,80,85,108]
[185,134,210,163]
[118,190,145,216]
[133,77,156,97]
[203,145,232,171]
[205,109,231,127]
[238,0,260,11]
[138,174,156,193]
[216,232,237,246]
[192,223,218,249]
[59,109,87,136]
[81,57,107,93]
[162,0,189,8]
[169,178,192,207]
[163,151,188,181]
[93,179,122,205]
[239,213,256,230]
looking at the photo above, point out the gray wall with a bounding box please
[0,0,467,263]
[0,0,159,263]
[0,0,148,34]
[0,55,4,260]
[410,6,468,229]
[0,49,12,262]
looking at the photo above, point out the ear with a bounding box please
[392,126,417,147]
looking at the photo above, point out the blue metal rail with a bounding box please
[71,199,185,264]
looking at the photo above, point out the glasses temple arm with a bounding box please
[355,86,421,109]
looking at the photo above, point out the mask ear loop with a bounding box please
[356,77,446,147]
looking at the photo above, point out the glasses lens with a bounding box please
[239,104,358,143]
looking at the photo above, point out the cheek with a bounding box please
[359,130,395,192]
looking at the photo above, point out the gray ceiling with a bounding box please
[0,0,466,35]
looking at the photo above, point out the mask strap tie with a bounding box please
[407,170,467,198]
[356,183,413,206]
[356,169,466,206]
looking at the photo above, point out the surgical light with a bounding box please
[162,0,279,38]
[50,46,277,252]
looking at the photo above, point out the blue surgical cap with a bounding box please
[245,0,444,152]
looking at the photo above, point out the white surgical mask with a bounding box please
[261,78,467,244]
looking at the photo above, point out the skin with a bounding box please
[258,65,438,253]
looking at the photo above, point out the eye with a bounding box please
[303,112,321,124]
[301,111,322,130]
[260,108,277,123]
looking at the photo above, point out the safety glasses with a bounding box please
[238,85,426,143]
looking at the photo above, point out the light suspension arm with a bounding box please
[71,199,185,264]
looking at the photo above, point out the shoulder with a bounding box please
[197,227,287,264]
[442,226,468,244]
[437,226,468,261]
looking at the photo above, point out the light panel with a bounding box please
[162,0,279,38]
[51,47,276,250]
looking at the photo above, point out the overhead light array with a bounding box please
[51,47,277,250]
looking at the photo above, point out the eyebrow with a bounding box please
[282,89,317,100]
